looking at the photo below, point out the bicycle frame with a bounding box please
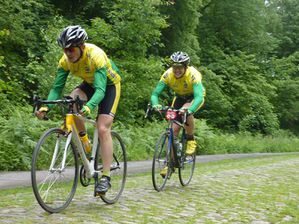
[148,104,196,191]
[62,113,99,179]
[33,96,122,179]
[32,96,127,212]
[165,115,186,170]
[146,106,187,170]
[33,96,101,179]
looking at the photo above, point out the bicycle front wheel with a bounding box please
[31,128,79,213]
[178,139,196,186]
[96,131,127,204]
[152,132,171,192]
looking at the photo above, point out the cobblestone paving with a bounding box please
[1,155,299,224]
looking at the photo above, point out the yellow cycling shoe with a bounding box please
[160,166,168,178]
[186,140,197,155]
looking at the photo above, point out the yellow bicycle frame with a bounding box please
[63,113,99,178]
[65,114,77,133]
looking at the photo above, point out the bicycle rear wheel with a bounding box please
[31,128,78,213]
[152,132,171,191]
[95,131,127,204]
[178,137,196,186]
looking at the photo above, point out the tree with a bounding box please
[160,0,202,65]
[0,0,56,103]
[199,67,233,130]
[87,0,168,123]
[207,52,278,134]
[199,0,276,60]
[269,51,299,134]
[266,0,299,57]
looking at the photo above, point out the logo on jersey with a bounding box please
[85,67,91,73]
[184,81,188,88]
[163,72,169,79]
[191,74,196,81]
[108,68,116,78]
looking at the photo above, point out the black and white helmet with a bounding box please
[57,25,88,48]
[170,51,190,66]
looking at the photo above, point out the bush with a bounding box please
[1,111,298,171]
[113,120,165,161]
[0,106,58,171]
[194,119,299,155]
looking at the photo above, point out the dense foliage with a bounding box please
[0,0,298,170]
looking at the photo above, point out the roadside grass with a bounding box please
[0,187,33,209]
[1,112,299,171]
[0,154,299,223]
[198,153,299,174]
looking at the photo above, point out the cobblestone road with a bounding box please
[1,154,299,223]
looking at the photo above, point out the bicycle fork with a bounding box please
[47,131,74,173]
[49,128,98,179]
[166,129,177,176]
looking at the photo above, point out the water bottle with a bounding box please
[174,138,182,157]
[79,131,91,153]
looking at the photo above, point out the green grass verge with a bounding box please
[1,110,299,171]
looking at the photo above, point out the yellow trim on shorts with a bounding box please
[171,96,177,107]
[110,82,121,115]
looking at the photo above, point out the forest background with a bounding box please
[0,0,298,171]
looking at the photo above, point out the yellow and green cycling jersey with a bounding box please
[47,43,122,111]
[151,66,205,113]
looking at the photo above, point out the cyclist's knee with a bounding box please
[70,88,87,100]
[187,114,194,121]
[98,124,111,137]
[182,102,192,108]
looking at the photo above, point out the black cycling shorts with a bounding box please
[76,81,121,117]
[171,95,204,122]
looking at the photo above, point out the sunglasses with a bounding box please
[172,64,185,69]
[63,47,77,54]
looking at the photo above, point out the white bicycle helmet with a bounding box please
[170,51,190,66]
[57,25,88,48]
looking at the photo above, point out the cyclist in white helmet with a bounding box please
[35,25,122,195]
[151,51,205,176]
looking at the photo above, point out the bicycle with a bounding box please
[145,105,196,192]
[31,96,127,213]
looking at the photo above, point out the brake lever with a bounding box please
[32,95,40,114]
[145,103,152,119]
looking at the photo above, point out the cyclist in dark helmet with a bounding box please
[150,51,205,177]
[36,25,122,195]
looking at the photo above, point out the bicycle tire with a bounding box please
[152,132,171,191]
[178,135,196,186]
[31,128,79,213]
[80,165,91,187]
[95,131,127,204]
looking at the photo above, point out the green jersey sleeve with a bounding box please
[189,83,204,113]
[85,67,107,110]
[150,81,167,106]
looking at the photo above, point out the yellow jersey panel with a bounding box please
[160,66,202,96]
[58,43,121,85]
